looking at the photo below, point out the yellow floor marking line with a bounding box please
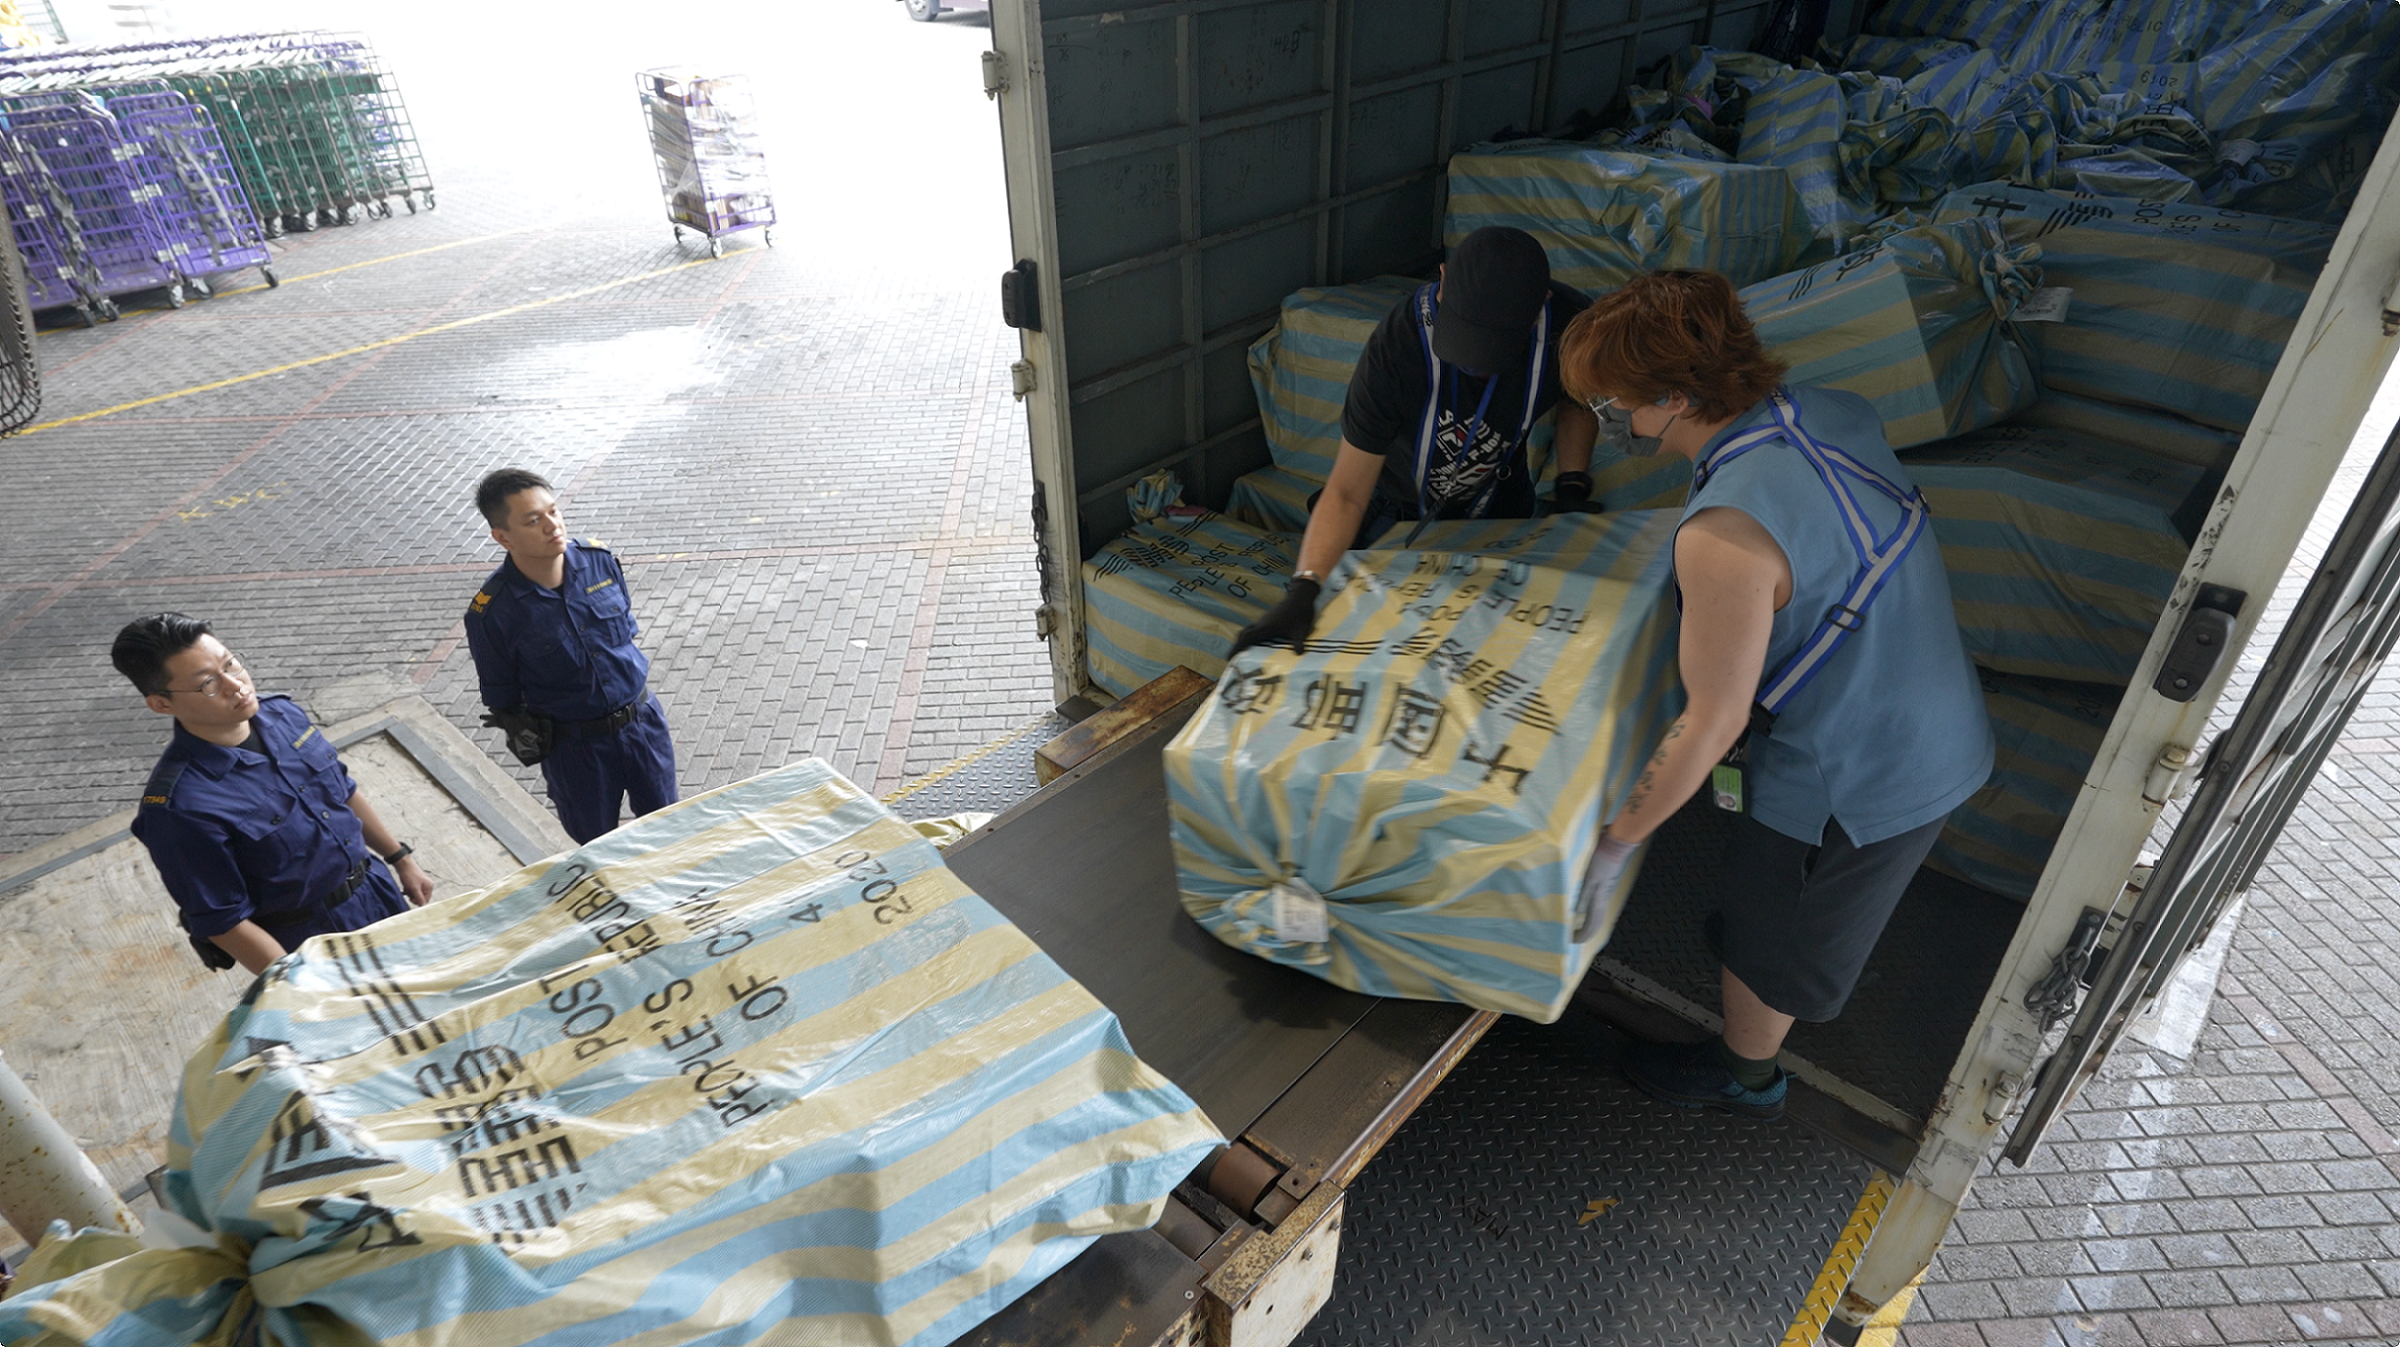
[1782,1169,1896,1347]
[67,227,544,320]
[1857,1271,1924,1347]
[16,254,714,436]
[880,717,1055,810]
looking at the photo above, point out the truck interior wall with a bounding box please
[1041,0,1866,556]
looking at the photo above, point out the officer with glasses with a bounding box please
[114,613,431,975]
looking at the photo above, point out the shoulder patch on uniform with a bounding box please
[470,590,493,615]
[293,724,319,749]
[582,537,610,552]
[140,758,189,808]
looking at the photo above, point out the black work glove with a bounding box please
[1552,470,1596,514]
[481,707,555,767]
[1228,578,1322,657]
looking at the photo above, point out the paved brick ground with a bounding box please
[0,3,1051,861]
[1902,429,2400,1346]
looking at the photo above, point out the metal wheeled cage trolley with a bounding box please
[636,68,773,259]
[0,199,39,432]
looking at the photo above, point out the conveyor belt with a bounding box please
[941,698,1385,1139]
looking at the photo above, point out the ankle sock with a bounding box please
[1714,1037,1780,1090]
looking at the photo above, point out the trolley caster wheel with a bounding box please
[189,277,212,298]
[905,0,941,19]
[404,193,418,214]
[673,225,685,243]
[423,190,436,210]
[97,298,120,321]
[264,215,285,239]
[286,212,316,233]
[167,282,187,308]
[763,228,773,247]
[709,236,724,259]
[261,266,280,289]
[73,304,95,328]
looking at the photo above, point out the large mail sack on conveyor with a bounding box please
[1444,141,1813,296]
[0,761,1221,1347]
[1164,511,1685,1023]
[1924,183,2336,431]
[1907,425,2202,684]
[1084,510,1300,698]
[1247,275,1423,479]
[1742,217,2042,450]
[1928,669,2119,900]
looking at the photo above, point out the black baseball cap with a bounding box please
[1434,226,1553,375]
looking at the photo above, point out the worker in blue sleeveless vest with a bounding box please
[464,468,680,844]
[1231,226,1601,655]
[115,614,430,975]
[1559,270,1993,1119]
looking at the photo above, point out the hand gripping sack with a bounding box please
[14,761,1221,1347]
[1165,511,1685,1023]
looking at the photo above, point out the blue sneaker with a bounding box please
[1621,1037,1787,1119]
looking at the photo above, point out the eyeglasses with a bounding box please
[165,651,251,700]
[1584,394,1636,426]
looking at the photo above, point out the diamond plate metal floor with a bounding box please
[882,712,1069,821]
[1594,797,2021,1126]
[1301,1007,1873,1347]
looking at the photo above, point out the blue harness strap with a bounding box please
[1403,282,1550,544]
[1693,388,1931,720]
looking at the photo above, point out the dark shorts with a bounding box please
[1716,812,1945,1022]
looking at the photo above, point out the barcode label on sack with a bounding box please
[2014,287,2073,323]
[1270,882,1329,943]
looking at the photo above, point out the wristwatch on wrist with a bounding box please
[383,842,414,867]
[1294,568,1323,585]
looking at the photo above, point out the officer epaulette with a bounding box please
[581,537,611,553]
[140,758,189,809]
[469,589,494,616]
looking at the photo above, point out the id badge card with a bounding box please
[1710,761,1746,814]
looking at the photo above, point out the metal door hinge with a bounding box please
[981,50,1008,99]
[1009,359,1037,400]
[2152,583,2245,702]
[2144,742,2199,805]
[1033,606,1056,639]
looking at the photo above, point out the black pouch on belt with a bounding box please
[481,706,556,766]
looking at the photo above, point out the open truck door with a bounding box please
[979,0,2400,1340]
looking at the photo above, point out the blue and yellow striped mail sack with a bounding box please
[1928,669,2121,901]
[1246,275,1423,480]
[1924,183,2336,431]
[1906,424,2202,684]
[2008,391,2243,471]
[1740,217,2043,450]
[1084,511,1300,699]
[0,760,1220,1347]
[1225,463,1324,534]
[1443,141,1814,297]
[1165,511,1686,1024]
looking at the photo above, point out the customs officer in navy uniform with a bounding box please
[114,614,431,975]
[464,468,680,844]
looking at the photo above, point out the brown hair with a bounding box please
[1559,269,1788,422]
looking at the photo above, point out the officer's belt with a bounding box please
[254,855,372,935]
[557,687,647,739]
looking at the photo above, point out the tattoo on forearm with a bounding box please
[1620,716,1689,818]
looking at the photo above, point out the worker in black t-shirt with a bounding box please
[1231,226,1599,655]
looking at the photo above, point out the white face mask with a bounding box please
[1590,395,1677,457]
